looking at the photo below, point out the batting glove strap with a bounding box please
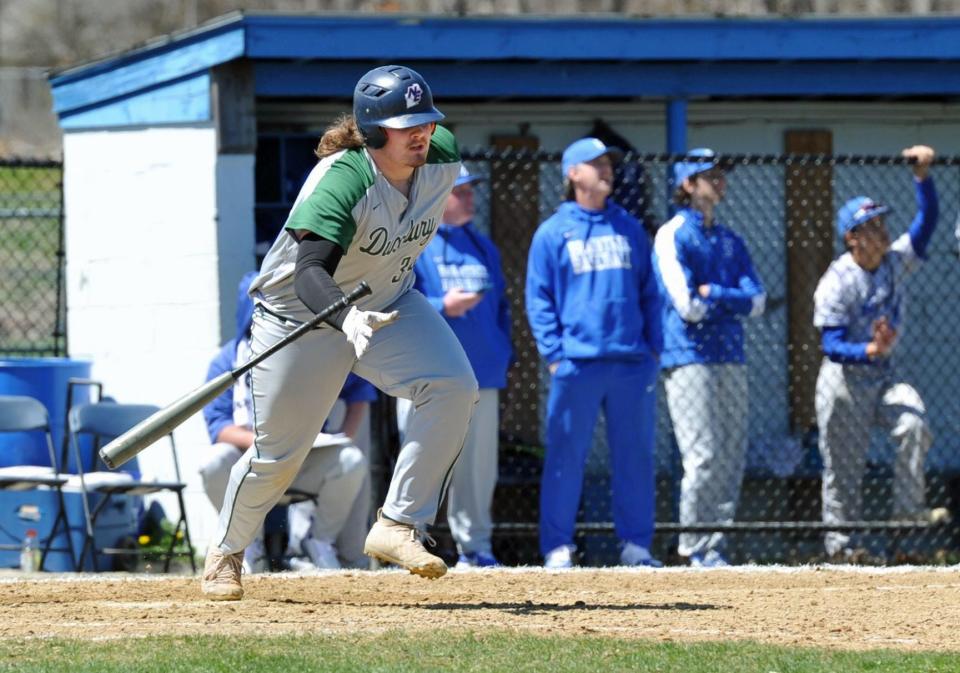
[341,306,399,359]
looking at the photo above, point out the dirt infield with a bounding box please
[0,566,958,651]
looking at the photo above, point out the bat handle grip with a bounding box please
[238,281,373,376]
[306,281,372,331]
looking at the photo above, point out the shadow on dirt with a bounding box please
[419,600,721,614]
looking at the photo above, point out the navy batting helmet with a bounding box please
[353,65,445,149]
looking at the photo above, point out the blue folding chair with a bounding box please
[68,401,195,573]
[0,396,77,571]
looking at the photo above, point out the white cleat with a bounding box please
[303,538,342,570]
[543,544,575,569]
[201,547,244,601]
[363,509,447,579]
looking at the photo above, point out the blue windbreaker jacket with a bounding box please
[652,208,766,368]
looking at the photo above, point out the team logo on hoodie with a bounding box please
[566,235,632,274]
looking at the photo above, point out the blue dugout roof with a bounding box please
[49,13,960,129]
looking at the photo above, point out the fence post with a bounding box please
[665,98,688,216]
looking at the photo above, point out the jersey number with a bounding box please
[392,256,413,283]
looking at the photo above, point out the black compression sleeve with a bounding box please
[293,232,351,329]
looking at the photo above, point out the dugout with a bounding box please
[48,13,960,555]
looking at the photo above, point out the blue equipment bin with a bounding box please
[0,488,138,572]
[0,358,92,468]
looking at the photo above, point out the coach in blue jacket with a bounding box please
[398,166,513,568]
[653,149,766,568]
[526,138,663,569]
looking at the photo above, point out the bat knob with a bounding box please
[351,281,373,301]
[98,448,117,470]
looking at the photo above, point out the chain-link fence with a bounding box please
[0,159,65,357]
[5,147,957,567]
[389,148,960,567]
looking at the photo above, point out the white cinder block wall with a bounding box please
[63,125,255,552]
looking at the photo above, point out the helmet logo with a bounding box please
[404,83,423,108]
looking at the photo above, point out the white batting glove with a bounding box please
[341,306,399,358]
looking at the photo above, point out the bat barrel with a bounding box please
[99,372,234,469]
[99,418,176,470]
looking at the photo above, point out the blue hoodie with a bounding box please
[525,200,662,364]
[652,208,766,368]
[413,222,513,389]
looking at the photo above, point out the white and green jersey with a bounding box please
[251,125,461,320]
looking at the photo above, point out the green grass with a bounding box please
[0,165,60,191]
[0,163,64,356]
[0,632,954,673]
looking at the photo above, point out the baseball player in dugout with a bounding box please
[813,144,948,562]
[396,165,514,569]
[653,149,766,568]
[201,65,478,600]
[526,138,663,569]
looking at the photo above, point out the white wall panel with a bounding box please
[63,125,254,551]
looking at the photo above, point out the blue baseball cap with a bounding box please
[561,137,624,177]
[672,148,727,185]
[836,196,892,237]
[454,165,485,187]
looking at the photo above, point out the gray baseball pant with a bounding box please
[213,289,478,554]
[398,387,499,555]
[199,441,366,548]
[815,358,932,556]
[331,406,373,569]
[664,363,748,558]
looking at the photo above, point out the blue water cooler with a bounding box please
[0,358,91,468]
[0,358,139,571]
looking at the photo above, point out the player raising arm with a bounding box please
[813,144,946,561]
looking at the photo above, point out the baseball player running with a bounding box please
[813,145,941,560]
[201,65,477,600]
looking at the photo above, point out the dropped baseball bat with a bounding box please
[98,281,372,470]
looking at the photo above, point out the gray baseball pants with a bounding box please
[199,440,366,549]
[664,363,748,558]
[815,358,932,556]
[330,406,373,568]
[213,290,478,554]
[397,387,499,555]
